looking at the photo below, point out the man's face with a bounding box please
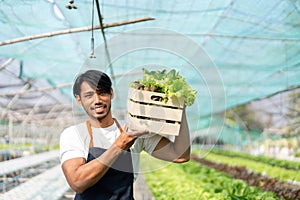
[76,81,113,122]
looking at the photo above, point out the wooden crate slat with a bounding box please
[127,88,184,136]
[127,100,182,122]
[127,87,184,108]
[127,114,180,136]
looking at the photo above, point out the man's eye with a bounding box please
[96,92,107,96]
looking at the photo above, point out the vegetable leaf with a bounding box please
[130,68,197,106]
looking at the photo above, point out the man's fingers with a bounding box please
[128,129,149,137]
[122,124,149,137]
[123,124,129,132]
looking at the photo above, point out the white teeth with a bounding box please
[95,107,104,112]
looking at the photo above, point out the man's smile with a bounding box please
[91,104,106,113]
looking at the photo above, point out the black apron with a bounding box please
[74,120,134,200]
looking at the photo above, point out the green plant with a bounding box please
[130,68,197,106]
[210,148,300,170]
[140,153,279,200]
[195,150,300,183]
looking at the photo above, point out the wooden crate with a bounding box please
[126,87,184,136]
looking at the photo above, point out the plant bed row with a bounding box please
[191,154,300,200]
[211,148,300,170]
[196,150,300,183]
[140,153,279,199]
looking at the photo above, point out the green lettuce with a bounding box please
[130,68,197,106]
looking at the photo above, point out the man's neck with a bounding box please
[88,115,114,128]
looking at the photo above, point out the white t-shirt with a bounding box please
[59,121,162,179]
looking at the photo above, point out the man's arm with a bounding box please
[61,128,147,194]
[151,108,191,163]
[62,144,123,194]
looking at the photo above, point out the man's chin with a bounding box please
[94,113,108,121]
[92,109,105,116]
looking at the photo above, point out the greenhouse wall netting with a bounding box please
[0,0,299,199]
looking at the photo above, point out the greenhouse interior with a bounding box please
[0,0,299,199]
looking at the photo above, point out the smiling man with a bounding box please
[59,69,190,200]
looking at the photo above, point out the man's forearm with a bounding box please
[173,108,191,162]
[151,109,191,162]
[62,144,123,194]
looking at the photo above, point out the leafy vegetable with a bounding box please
[140,153,279,200]
[211,148,300,170]
[130,68,197,106]
[194,149,300,183]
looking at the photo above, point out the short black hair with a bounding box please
[73,70,112,97]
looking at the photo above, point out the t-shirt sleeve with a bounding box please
[137,133,163,155]
[59,126,88,165]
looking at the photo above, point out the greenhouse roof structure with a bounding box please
[0,0,300,136]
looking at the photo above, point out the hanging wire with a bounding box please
[95,0,115,82]
[94,0,121,113]
[89,0,96,58]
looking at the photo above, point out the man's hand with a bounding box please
[113,125,149,150]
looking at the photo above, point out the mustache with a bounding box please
[90,103,106,110]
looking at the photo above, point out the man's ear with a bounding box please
[111,89,114,99]
[75,95,82,106]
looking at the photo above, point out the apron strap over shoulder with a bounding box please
[86,121,94,148]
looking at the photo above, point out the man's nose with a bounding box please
[93,93,102,103]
